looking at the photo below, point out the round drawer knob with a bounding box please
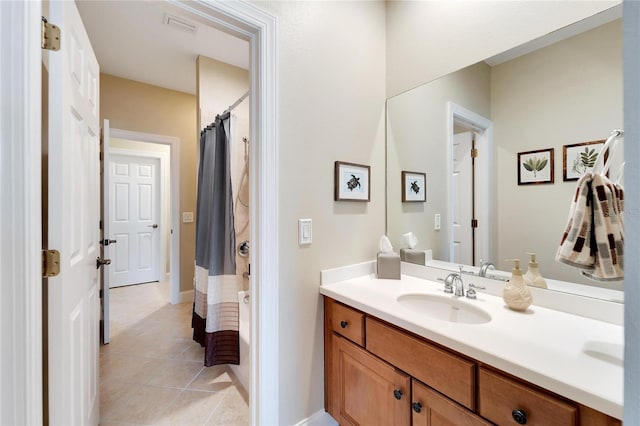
[340,320,348,328]
[393,389,403,400]
[412,402,422,413]
[512,409,527,424]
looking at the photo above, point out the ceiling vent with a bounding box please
[163,13,198,34]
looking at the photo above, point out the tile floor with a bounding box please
[100,281,249,425]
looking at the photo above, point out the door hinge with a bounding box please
[471,148,478,158]
[471,219,478,228]
[42,250,61,278]
[41,17,61,51]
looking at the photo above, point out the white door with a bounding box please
[452,132,473,265]
[47,1,100,424]
[102,120,112,344]
[109,153,162,287]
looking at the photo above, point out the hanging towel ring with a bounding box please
[593,129,624,175]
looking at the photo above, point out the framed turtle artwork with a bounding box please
[401,171,426,202]
[334,161,370,201]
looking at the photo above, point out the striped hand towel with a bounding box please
[556,173,624,281]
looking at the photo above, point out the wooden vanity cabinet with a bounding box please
[323,297,621,426]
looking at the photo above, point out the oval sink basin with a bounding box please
[397,293,492,324]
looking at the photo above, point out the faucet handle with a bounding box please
[442,273,457,294]
[466,283,486,299]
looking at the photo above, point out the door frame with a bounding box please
[0,1,43,424]
[447,102,493,265]
[1,1,279,425]
[108,128,180,303]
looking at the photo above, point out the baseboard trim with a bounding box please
[178,289,194,304]
[293,410,338,426]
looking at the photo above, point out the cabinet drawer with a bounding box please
[366,317,476,410]
[326,298,365,346]
[478,367,577,426]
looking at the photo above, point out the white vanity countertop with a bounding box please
[320,273,623,419]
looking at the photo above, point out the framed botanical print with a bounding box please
[518,148,554,185]
[562,140,605,181]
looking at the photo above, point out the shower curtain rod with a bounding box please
[202,90,251,132]
[224,90,250,114]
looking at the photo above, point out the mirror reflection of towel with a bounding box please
[556,173,624,282]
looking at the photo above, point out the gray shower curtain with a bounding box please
[192,112,239,366]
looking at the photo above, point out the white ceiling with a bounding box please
[76,0,249,95]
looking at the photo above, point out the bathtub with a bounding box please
[230,290,250,393]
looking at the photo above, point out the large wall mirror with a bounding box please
[386,5,623,301]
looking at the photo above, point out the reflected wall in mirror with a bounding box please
[386,9,623,293]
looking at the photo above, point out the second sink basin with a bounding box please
[397,293,492,324]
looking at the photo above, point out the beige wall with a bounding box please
[385,1,619,97]
[250,1,387,423]
[196,56,250,291]
[100,74,197,293]
[387,62,491,259]
[492,19,623,287]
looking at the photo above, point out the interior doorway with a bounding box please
[447,102,493,266]
[106,127,181,300]
[101,125,180,345]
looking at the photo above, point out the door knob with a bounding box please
[101,239,117,246]
[148,224,158,229]
[96,257,111,269]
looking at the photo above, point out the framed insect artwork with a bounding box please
[517,148,554,185]
[334,161,370,201]
[401,171,426,202]
[562,139,606,181]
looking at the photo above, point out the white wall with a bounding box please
[386,62,491,259]
[492,19,623,286]
[249,1,387,424]
[386,0,620,97]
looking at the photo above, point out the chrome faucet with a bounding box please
[444,272,465,297]
[478,261,495,277]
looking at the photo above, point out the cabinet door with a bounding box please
[331,334,411,426]
[412,380,491,426]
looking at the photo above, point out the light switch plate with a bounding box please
[183,212,194,223]
[434,213,441,231]
[298,219,312,245]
